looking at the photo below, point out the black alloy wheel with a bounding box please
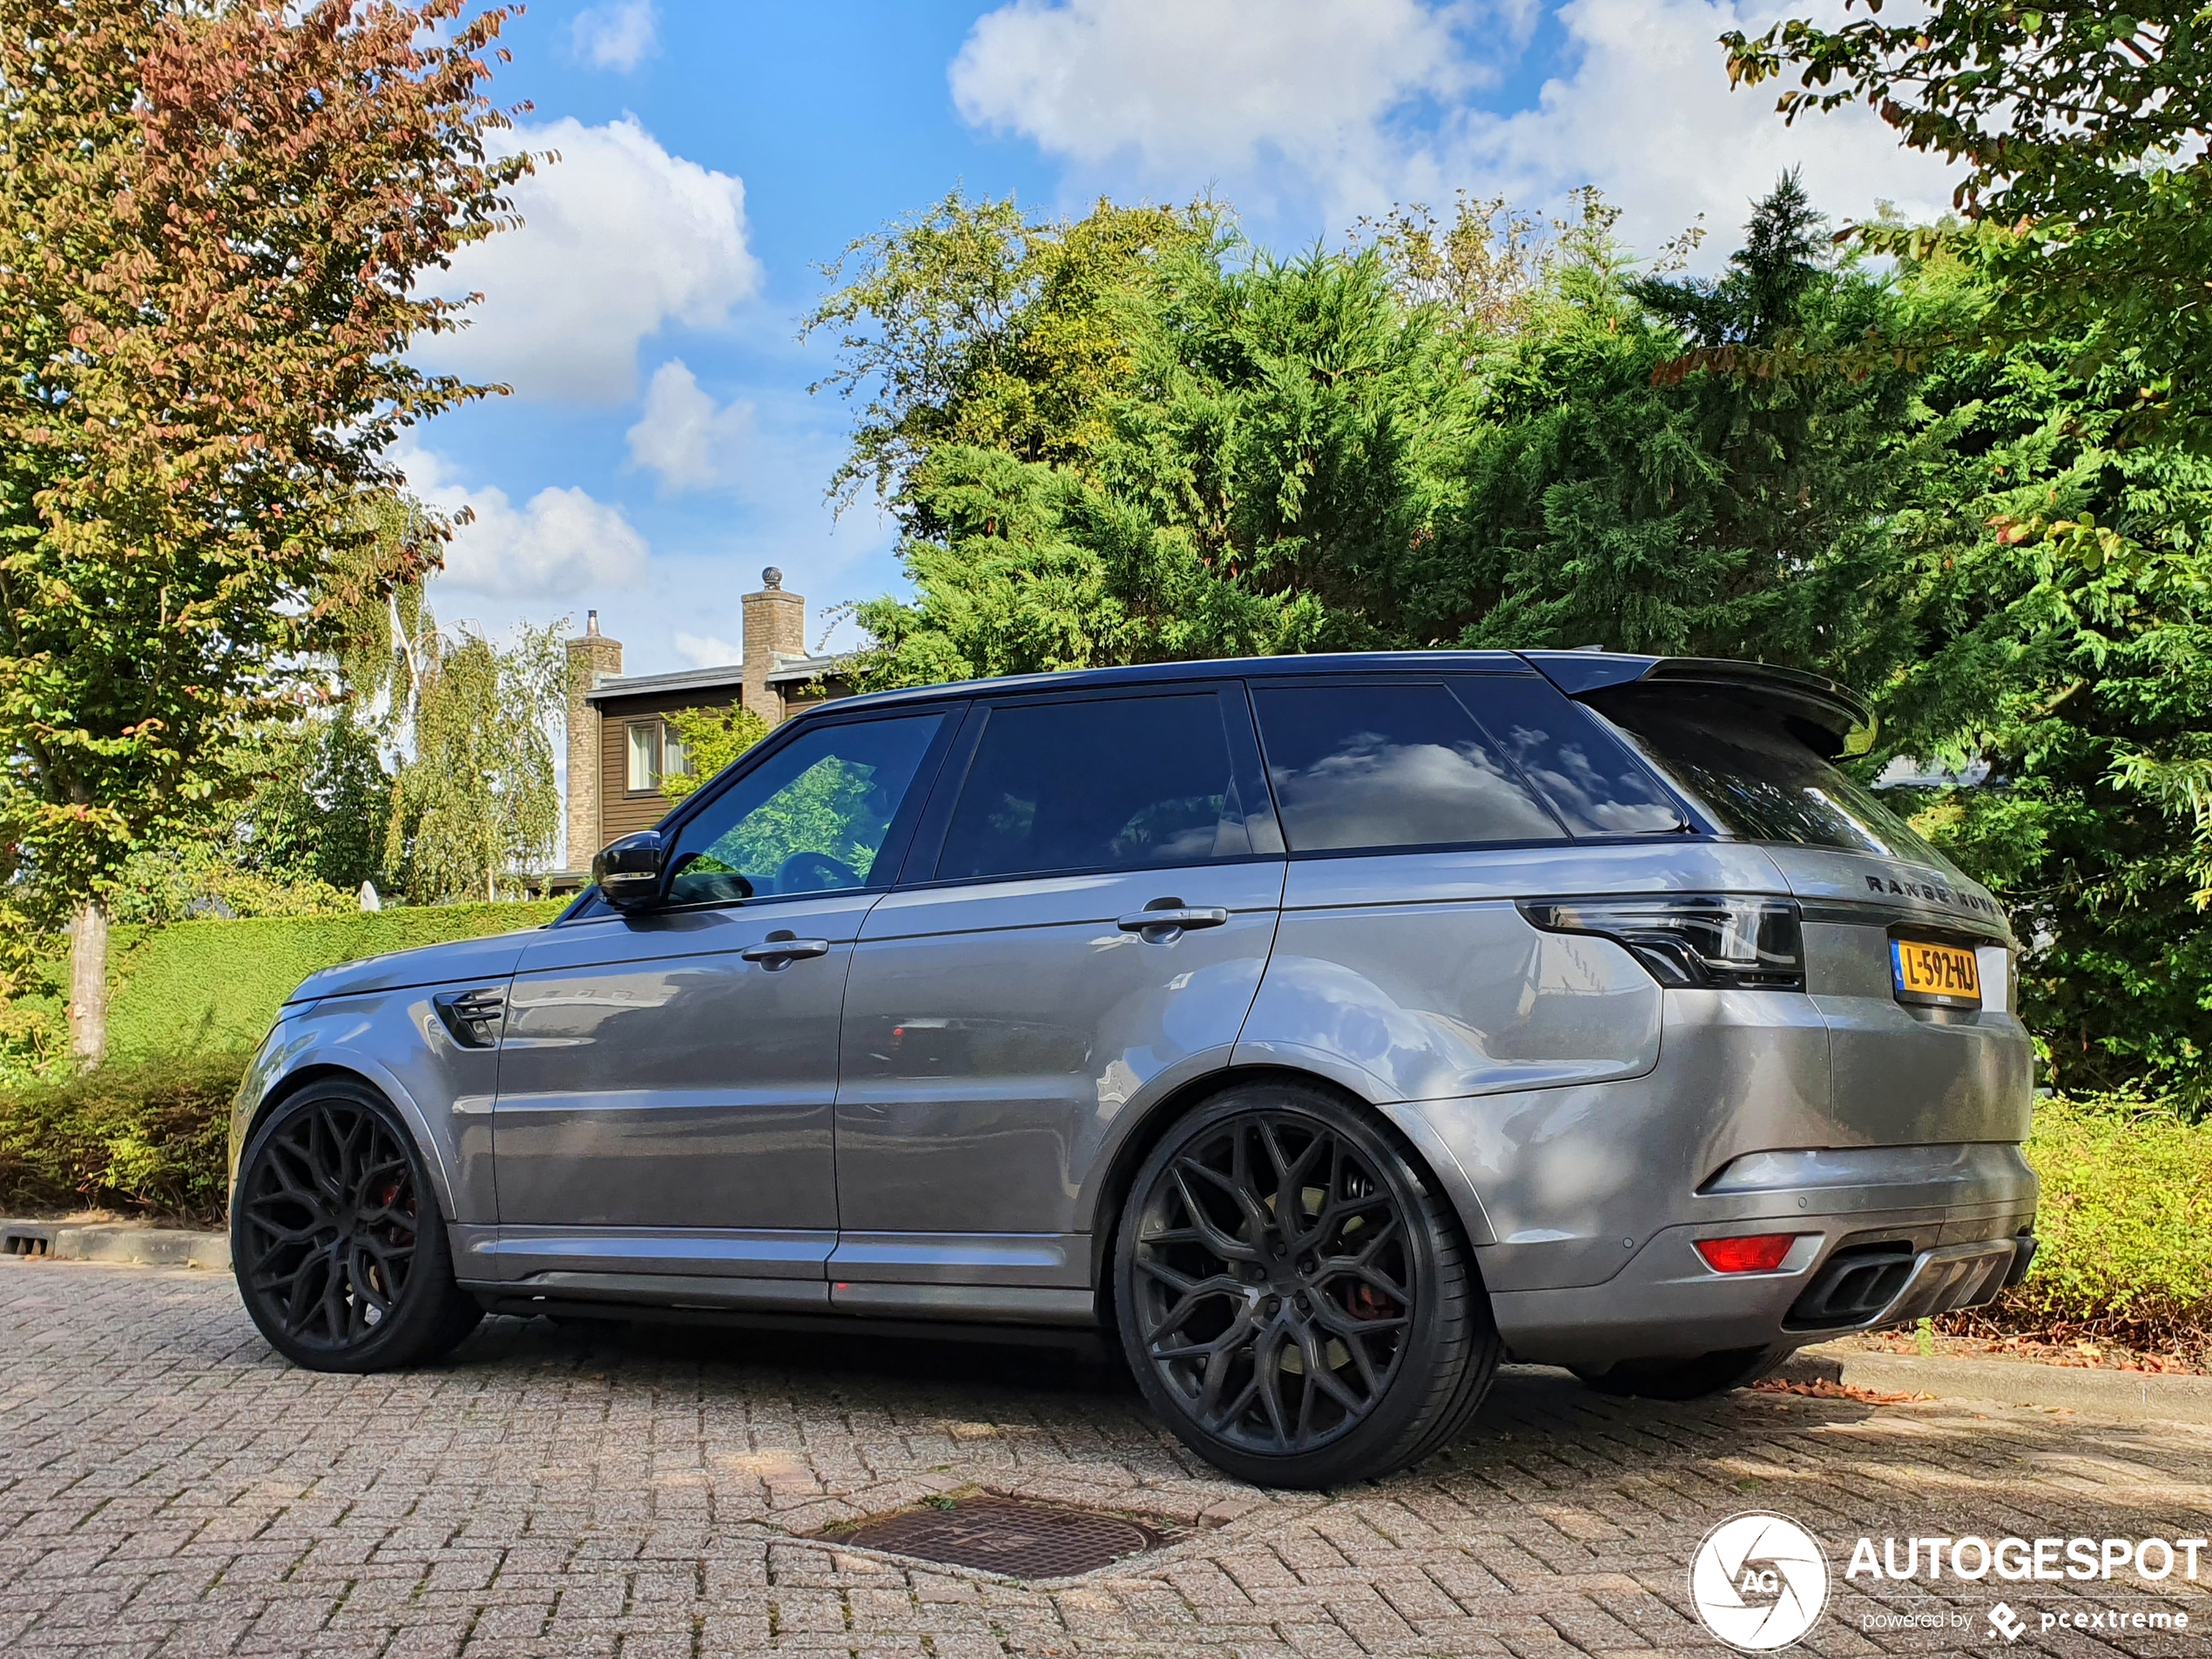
[1115,1082,1500,1487]
[232,1082,482,1372]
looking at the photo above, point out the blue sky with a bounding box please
[409,0,1963,679]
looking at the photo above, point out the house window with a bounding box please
[663,725,691,782]
[626,722,660,792]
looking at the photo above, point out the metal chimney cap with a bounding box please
[586,609,601,636]
[761,567,783,590]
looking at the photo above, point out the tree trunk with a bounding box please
[68,898,110,1069]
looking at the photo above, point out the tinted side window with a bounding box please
[666,714,944,904]
[1251,682,1565,853]
[937,694,1249,881]
[1455,676,1685,835]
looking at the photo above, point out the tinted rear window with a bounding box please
[937,693,1251,880]
[1589,687,1946,862]
[1251,682,1565,853]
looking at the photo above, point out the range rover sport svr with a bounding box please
[229,651,2035,1487]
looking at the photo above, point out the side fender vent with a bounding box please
[433,988,507,1050]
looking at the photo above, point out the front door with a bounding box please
[488,710,952,1297]
[831,685,1285,1302]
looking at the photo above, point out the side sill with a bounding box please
[825,1231,1086,1287]
[465,1294,1115,1357]
[459,1272,1100,1329]
[454,1224,835,1283]
[469,1271,827,1312]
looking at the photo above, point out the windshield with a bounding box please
[1587,686,1953,867]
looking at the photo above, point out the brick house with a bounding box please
[563,568,855,865]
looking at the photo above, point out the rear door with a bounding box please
[1238,671,1677,1103]
[829,684,1284,1308]
[1235,668,1837,1298]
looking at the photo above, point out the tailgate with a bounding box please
[1766,844,2032,1147]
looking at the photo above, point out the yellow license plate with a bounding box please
[1892,939,1981,1007]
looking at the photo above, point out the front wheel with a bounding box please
[1114,1082,1499,1488]
[1572,1345,1785,1401]
[232,1081,483,1373]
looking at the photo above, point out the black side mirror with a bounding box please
[591,830,666,908]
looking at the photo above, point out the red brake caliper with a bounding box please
[1346,1283,1398,1322]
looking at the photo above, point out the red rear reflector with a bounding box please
[1695,1234,1797,1274]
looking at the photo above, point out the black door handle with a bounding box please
[741,933,832,968]
[1116,905,1231,941]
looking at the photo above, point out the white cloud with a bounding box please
[952,0,1961,262]
[417,117,762,403]
[571,0,658,71]
[952,0,1496,214]
[674,631,742,669]
[1443,0,1961,260]
[626,360,755,492]
[397,444,650,601]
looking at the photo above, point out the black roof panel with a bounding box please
[786,648,1872,741]
[789,650,1534,716]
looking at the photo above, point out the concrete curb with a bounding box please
[1779,1341,2212,1426]
[1,1217,229,1271]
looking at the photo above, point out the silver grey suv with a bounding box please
[229,651,2035,1487]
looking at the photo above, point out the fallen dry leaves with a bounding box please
[1753,1377,1933,1406]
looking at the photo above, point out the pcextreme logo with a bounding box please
[1689,1513,1831,1651]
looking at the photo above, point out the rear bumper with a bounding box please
[1486,1155,2037,1366]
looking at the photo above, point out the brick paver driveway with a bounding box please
[4,1259,2209,1658]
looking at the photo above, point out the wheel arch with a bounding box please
[236,1055,460,1225]
[1084,1063,1497,1305]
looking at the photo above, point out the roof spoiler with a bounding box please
[1516,651,1878,758]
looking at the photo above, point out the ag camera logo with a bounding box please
[1689,1512,1831,1650]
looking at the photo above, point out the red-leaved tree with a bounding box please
[0,0,532,1062]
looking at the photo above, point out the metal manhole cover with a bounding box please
[831,1496,1163,1578]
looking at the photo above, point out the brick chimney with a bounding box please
[565,610,623,866]
[741,568,806,729]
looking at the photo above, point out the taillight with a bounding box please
[1695,1234,1801,1274]
[1518,894,1804,989]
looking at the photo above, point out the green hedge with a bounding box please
[1965,1096,2212,1349]
[104,900,565,1061]
[1,901,563,1217]
[0,1052,248,1223]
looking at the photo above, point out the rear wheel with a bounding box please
[232,1081,482,1373]
[1572,1345,1784,1401]
[1114,1081,1498,1487]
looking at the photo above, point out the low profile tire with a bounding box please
[1114,1081,1500,1488]
[1572,1345,1784,1401]
[232,1080,483,1373]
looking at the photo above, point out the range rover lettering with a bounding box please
[229,651,2036,1487]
